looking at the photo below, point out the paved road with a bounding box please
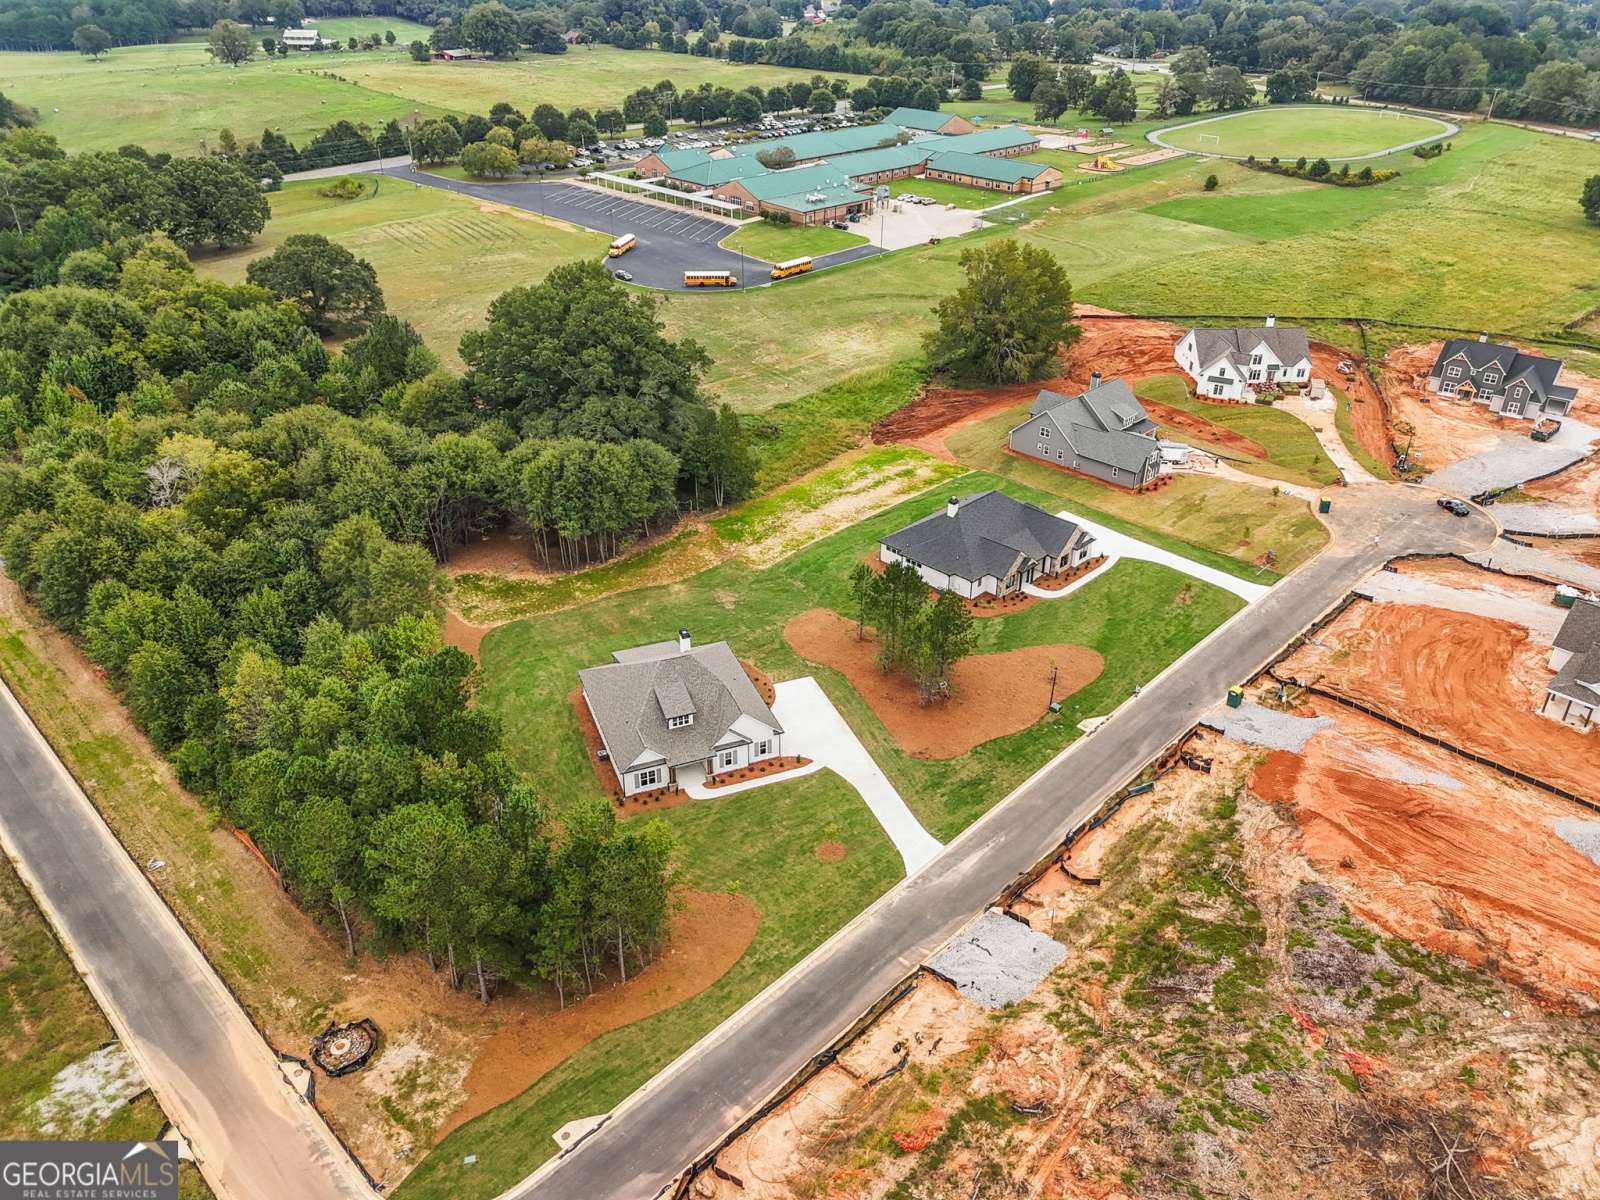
[0,680,375,1200]
[513,486,1496,1200]
[392,171,883,290]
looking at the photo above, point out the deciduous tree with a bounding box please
[157,155,269,247]
[923,239,1081,385]
[246,233,385,335]
[72,23,113,59]
[206,19,257,65]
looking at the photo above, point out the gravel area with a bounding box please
[1553,818,1600,867]
[1357,570,1567,643]
[926,909,1067,1010]
[1324,733,1463,790]
[1199,701,1335,752]
[1424,418,1599,497]
[1467,539,1600,592]
[1493,504,1600,537]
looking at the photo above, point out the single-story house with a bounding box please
[922,148,1061,194]
[579,631,783,796]
[1175,318,1312,400]
[1542,641,1599,730]
[879,490,1097,600]
[1551,598,1600,672]
[433,47,474,60]
[1427,336,1576,418]
[883,106,976,136]
[1008,375,1162,488]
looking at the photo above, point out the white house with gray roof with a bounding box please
[1175,318,1312,400]
[1427,336,1576,419]
[580,631,783,795]
[1008,375,1162,489]
[879,491,1097,600]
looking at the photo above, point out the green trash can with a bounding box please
[1318,496,1331,514]
[1226,686,1245,709]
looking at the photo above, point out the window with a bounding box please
[718,749,738,770]
[668,713,693,729]
[755,740,772,758]
[1446,365,1462,378]
[1483,372,1500,386]
[1248,370,1262,382]
[636,768,661,789]
[1211,384,1225,397]
[1251,354,1262,365]
[1039,426,1050,438]
[1111,467,1119,479]
[1056,449,1063,462]
[1441,383,1458,395]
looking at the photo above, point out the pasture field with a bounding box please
[1152,106,1452,160]
[199,178,606,366]
[721,220,868,261]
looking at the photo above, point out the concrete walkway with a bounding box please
[768,677,943,876]
[1277,394,1381,484]
[1036,512,1274,605]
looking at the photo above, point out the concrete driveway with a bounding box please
[1025,512,1273,605]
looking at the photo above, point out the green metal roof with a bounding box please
[883,106,961,132]
[726,121,918,162]
[833,143,935,179]
[939,125,1040,154]
[650,148,712,171]
[923,149,1056,184]
[732,161,869,201]
[666,156,772,188]
[762,182,871,213]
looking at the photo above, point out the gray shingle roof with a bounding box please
[1555,598,1600,654]
[1430,339,1572,406]
[580,639,781,771]
[1023,378,1160,473]
[1547,643,1600,709]
[880,490,1090,584]
[1189,325,1311,375]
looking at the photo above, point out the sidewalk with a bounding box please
[283,157,412,182]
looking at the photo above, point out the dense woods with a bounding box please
[0,128,765,998]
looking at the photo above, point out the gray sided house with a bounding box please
[1174,318,1312,400]
[878,490,1097,600]
[1008,375,1162,489]
[580,632,783,796]
[1427,337,1576,418]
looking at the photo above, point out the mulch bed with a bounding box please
[814,841,848,863]
[701,756,812,790]
[862,552,1110,617]
[1030,555,1109,592]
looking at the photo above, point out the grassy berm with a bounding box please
[742,742,1599,1200]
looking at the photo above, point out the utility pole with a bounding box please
[1486,86,1501,121]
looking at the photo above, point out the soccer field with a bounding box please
[1153,106,1454,161]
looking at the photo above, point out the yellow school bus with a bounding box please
[684,271,738,287]
[770,256,814,280]
[608,233,636,257]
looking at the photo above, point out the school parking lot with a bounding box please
[395,171,881,290]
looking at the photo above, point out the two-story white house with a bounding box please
[1427,336,1576,419]
[1174,318,1313,400]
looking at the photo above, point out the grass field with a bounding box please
[1132,374,1341,489]
[947,409,1329,573]
[392,769,902,1200]
[721,220,868,262]
[889,177,1001,209]
[199,178,605,367]
[1153,106,1452,160]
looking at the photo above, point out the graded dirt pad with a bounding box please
[1064,307,1189,390]
[1391,554,1564,604]
[1309,338,1391,464]
[1141,397,1268,459]
[868,380,1041,461]
[435,888,759,1140]
[1277,600,1595,802]
[1524,451,1600,519]
[783,608,1102,759]
[1249,708,1600,1006]
[1523,533,1600,570]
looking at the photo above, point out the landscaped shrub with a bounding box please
[1413,141,1447,160]
[1241,158,1398,188]
[1204,174,1219,190]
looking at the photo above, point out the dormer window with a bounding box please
[1483,372,1500,386]
[668,713,693,729]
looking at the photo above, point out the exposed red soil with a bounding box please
[1524,452,1600,519]
[1311,339,1391,467]
[784,608,1102,759]
[701,756,811,789]
[1249,711,1600,1006]
[1522,534,1600,570]
[814,840,847,863]
[442,609,498,660]
[870,381,1041,462]
[1277,601,1596,802]
[1064,307,1188,389]
[436,887,759,1139]
[1141,396,1268,459]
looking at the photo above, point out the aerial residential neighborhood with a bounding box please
[4,4,1600,1200]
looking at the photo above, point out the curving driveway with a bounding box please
[1147,106,1460,161]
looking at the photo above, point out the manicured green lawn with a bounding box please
[1142,177,1405,241]
[890,177,1000,209]
[1331,385,1396,480]
[1132,374,1342,489]
[1152,106,1451,160]
[947,408,1329,573]
[721,221,869,262]
[393,770,903,1200]
[198,179,606,368]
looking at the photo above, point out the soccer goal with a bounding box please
[1195,133,1222,145]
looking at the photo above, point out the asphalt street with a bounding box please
[392,171,882,289]
[0,681,375,1200]
[513,487,1498,1200]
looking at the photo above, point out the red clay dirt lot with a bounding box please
[784,608,1101,759]
[1524,450,1600,520]
[1309,339,1391,466]
[1380,341,1600,472]
[1277,600,1595,802]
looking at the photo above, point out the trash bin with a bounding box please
[1318,496,1331,514]
[1226,686,1244,709]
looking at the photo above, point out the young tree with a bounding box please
[909,588,976,704]
[959,78,983,101]
[157,155,270,248]
[641,109,668,139]
[923,239,1081,385]
[72,24,113,59]
[1094,69,1139,122]
[595,108,625,136]
[245,233,386,335]
[1582,175,1600,223]
[849,561,874,640]
[867,560,928,673]
[681,405,754,508]
[207,19,257,65]
[756,144,796,169]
